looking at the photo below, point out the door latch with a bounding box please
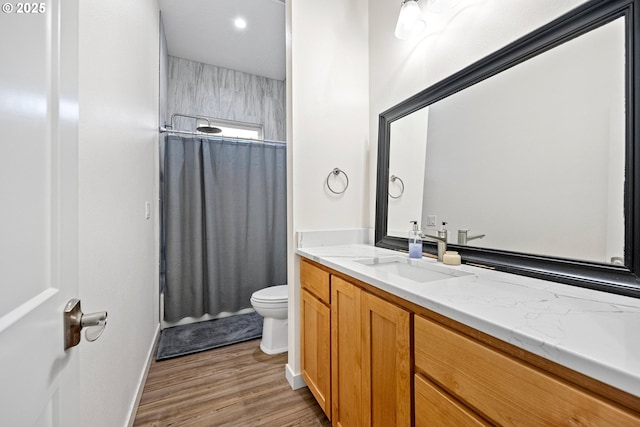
[64,299,108,350]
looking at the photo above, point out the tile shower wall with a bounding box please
[159,15,168,129]
[167,56,285,141]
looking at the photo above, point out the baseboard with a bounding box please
[126,323,160,427]
[285,363,307,390]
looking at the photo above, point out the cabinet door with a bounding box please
[362,292,411,427]
[301,289,331,418]
[415,374,490,427]
[331,276,363,427]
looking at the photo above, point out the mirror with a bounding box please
[376,0,640,298]
[388,17,625,264]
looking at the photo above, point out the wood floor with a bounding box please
[133,339,332,427]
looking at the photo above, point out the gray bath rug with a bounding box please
[156,312,263,361]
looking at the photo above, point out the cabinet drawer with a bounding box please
[300,259,330,304]
[415,373,489,427]
[415,315,640,427]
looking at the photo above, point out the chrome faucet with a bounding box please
[457,229,485,245]
[421,222,448,262]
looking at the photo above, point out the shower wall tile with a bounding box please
[168,56,285,142]
[159,16,169,127]
[264,97,285,142]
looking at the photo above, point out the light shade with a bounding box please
[395,0,426,40]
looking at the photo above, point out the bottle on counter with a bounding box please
[409,221,422,259]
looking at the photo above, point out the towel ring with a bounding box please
[388,175,405,199]
[326,168,349,194]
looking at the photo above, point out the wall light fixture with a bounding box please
[395,0,426,40]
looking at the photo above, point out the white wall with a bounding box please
[291,0,370,231]
[286,0,370,386]
[78,0,160,425]
[368,0,591,228]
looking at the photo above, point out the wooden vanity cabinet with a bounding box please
[300,259,331,418]
[331,275,411,427]
[414,314,640,427]
[361,287,411,427]
[300,259,411,427]
[331,275,362,427]
[301,258,640,427]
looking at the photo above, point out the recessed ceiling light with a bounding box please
[234,17,247,30]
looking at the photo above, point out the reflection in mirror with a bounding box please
[387,17,625,265]
[388,107,429,236]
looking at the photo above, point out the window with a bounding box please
[209,118,263,140]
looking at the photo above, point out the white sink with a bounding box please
[354,256,473,283]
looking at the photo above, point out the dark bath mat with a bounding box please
[156,311,263,361]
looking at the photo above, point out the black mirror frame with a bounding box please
[375,0,640,298]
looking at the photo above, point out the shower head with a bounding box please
[166,113,223,134]
[196,118,222,134]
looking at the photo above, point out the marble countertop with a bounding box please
[296,244,640,398]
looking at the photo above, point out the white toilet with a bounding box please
[250,285,288,355]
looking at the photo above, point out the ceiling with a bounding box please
[158,0,286,81]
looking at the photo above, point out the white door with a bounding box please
[0,0,81,425]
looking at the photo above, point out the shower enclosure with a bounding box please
[159,117,287,327]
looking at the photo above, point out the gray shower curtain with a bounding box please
[162,135,287,322]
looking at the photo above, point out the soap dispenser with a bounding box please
[409,221,422,259]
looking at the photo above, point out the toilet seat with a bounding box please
[251,285,288,304]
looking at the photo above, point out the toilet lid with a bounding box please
[251,285,288,302]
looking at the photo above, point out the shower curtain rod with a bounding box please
[159,126,286,146]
